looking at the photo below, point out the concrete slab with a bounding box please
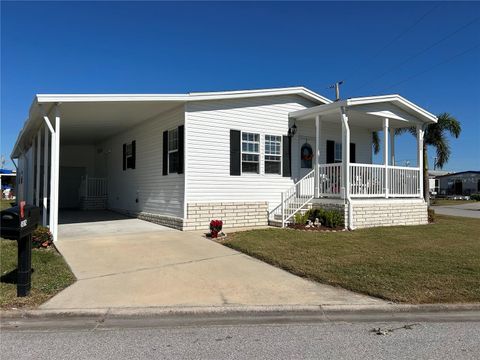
[44,215,386,309]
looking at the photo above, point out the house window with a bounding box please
[265,135,282,174]
[334,142,342,163]
[123,140,136,170]
[241,132,260,173]
[168,128,179,173]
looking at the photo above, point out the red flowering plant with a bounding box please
[32,226,53,248]
[209,219,223,238]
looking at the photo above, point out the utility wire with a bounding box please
[383,43,480,90]
[343,4,440,84]
[353,16,480,93]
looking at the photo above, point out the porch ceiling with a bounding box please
[289,94,437,130]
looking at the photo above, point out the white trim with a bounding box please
[35,130,41,206]
[290,94,437,123]
[35,87,331,105]
[240,131,260,175]
[42,124,48,226]
[383,117,389,198]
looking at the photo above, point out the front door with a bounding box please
[299,136,315,179]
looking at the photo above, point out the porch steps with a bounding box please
[269,202,311,228]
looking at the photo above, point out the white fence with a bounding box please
[79,176,107,197]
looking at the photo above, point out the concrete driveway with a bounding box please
[43,211,384,309]
[432,202,480,219]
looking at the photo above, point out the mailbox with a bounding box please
[0,203,40,297]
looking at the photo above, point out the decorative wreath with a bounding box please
[301,143,313,161]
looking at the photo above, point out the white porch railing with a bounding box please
[318,163,342,197]
[388,165,421,197]
[269,169,315,227]
[79,176,107,197]
[319,163,421,198]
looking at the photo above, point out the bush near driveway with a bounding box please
[224,215,480,304]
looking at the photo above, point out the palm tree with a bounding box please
[372,113,461,202]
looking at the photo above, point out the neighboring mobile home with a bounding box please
[436,171,480,196]
[11,87,437,241]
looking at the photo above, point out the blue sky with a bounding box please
[1,1,479,171]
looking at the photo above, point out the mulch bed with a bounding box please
[287,224,345,232]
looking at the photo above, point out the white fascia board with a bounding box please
[345,95,437,123]
[36,94,189,103]
[35,87,331,105]
[188,87,332,104]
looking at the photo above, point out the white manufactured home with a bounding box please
[11,87,436,241]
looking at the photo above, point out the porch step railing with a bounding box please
[269,169,315,227]
[79,176,108,198]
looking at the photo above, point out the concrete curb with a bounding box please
[2,303,480,320]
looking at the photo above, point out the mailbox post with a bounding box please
[0,202,40,297]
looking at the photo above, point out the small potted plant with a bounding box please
[209,219,223,238]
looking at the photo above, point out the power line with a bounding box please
[343,4,440,84]
[353,16,480,93]
[383,43,480,90]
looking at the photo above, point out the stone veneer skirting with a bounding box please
[350,199,428,229]
[184,201,269,231]
[312,198,427,229]
[109,208,184,230]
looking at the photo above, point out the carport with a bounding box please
[11,95,185,241]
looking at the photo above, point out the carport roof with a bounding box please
[11,87,330,157]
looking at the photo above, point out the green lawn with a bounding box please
[224,215,480,304]
[1,199,75,309]
[0,239,75,309]
[431,199,476,206]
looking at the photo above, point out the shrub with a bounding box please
[305,208,344,228]
[294,211,310,225]
[428,208,435,223]
[32,226,53,248]
[470,194,480,201]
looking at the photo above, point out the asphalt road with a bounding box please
[432,202,480,219]
[2,313,480,359]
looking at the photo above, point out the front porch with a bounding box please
[271,94,437,229]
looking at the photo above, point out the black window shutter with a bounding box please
[350,143,356,163]
[131,141,136,169]
[162,131,168,175]
[230,130,241,176]
[122,144,127,171]
[326,140,335,164]
[282,135,291,177]
[177,125,184,174]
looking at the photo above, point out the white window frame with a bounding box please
[168,128,179,174]
[264,134,282,175]
[241,131,260,174]
[334,142,342,163]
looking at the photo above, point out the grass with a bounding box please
[0,200,75,309]
[224,215,480,304]
[431,199,476,206]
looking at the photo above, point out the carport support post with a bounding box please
[43,124,49,226]
[35,128,42,206]
[52,109,61,241]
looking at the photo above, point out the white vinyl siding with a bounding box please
[185,95,318,211]
[96,105,185,218]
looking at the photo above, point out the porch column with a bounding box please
[383,118,389,198]
[340,107,350,200]
[43,124,49,226]
[52,108,61,241]
[416,125,424,200]
[314,115,321,198]
[35,130,41,206]
[389,127,395,166]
